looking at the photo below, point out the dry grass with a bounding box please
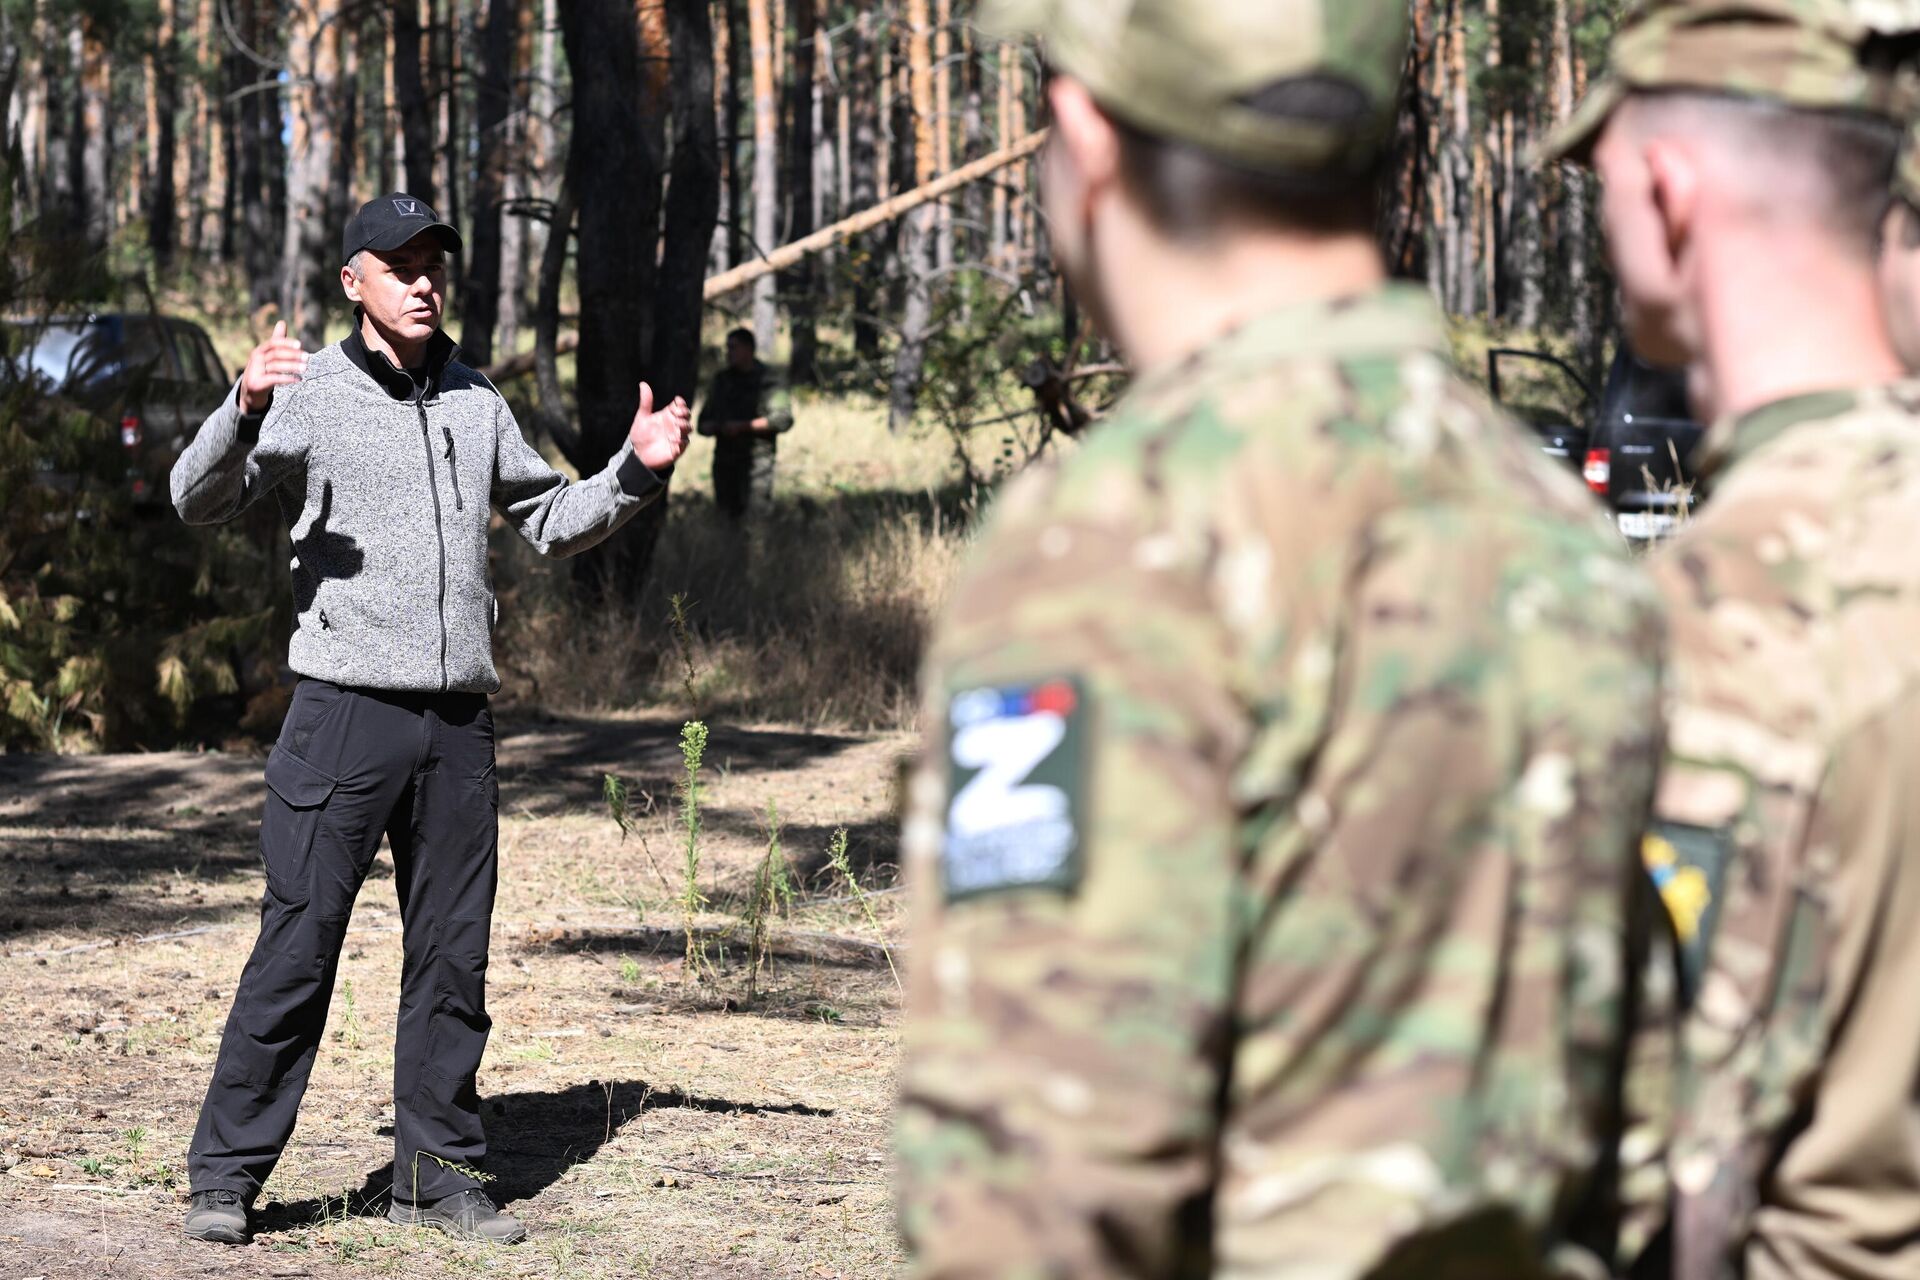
[0,715,911,1279]
[496,393,981,733]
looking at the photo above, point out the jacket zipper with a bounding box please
[416,390,451,692]
[440,425,464,511]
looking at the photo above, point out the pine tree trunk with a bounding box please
[1481,0,1501,321]
[1553,0,1596,369]
[785,0,818,383]
[236,0,277,309]
[850,8,881,358]
[747,0,779,346]
[527,0,558,286]
[78,19,110,252]
[724,0,745,267]
[332,10,359,247]
[932,0,952,273]
[887,0,935,430]
[394,0,434,201]
[436,0,461,232]
[1445,0,1472,316]
[1008,44,1028,268]
[18,0,46,202]
[991,42,1009,268]
[461,0,517,364]
[558,0,669,599]
[283,0,340,350]
[658,0,721,405]
[146,0,177,264]
[958,26,983,269]
[186,0,217,255]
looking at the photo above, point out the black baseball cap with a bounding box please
[341,192,463,265]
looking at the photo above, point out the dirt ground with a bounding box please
[0,708,914,1278]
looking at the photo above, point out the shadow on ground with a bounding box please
[0,717,875,943]
[253,1078,834,1232]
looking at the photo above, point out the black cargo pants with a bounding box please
[188,679,500,1204]
[712,438,776,520]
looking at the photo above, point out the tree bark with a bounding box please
[723,0,745,267]
[283,0,341,350]
[1445,0,1472,316]
[461,0,519,364]
[887,0,935,430]
[393,0,435,201]
[78,18,110,252]
[747,0,779,346]
[13,0,45,201]
[146,0,178,264]
[849,8,880,357]
[435,0,461,232]
[332,8,359,244]
[558,0,664,597]
[932,0,951,273]
[657,0,721,405]
[784,0,818,383]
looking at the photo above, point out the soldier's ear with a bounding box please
[1644,138,1699,268]
[1046,78,1121,207]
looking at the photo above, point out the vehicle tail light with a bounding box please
[120,413,142,449]
[131,478,149,499]
[1583,447,1611,495]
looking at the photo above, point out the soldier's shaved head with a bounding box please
[1616,92,1899,255]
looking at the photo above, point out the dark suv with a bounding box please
[1489,344,1704,542]
[3,312,231,508]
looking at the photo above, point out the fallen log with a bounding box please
[481,129,1050,384]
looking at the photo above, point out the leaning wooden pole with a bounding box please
[480,128,1049,383]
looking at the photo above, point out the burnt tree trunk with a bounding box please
[783,0,818,383]
[849,8,881,358]
[393,0,435,201]
[147,0,178,265]
[462,0,519,364]
[558,0,666,599]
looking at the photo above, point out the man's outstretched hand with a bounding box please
[628,382,693,472]
[239,321,308,415]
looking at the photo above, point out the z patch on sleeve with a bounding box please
[941,677,1088,902]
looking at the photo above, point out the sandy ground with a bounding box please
[0,708,914,1278]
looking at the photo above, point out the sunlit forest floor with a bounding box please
[0,710,913,1278]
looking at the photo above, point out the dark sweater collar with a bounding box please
[343,310,460,401]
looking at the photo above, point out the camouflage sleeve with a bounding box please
[896,465,1247,1278]
[1655,509,1920,1280]
[762,367,794,434]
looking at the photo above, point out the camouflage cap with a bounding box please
[975,0,1409,175]
[1541,0,1920,166]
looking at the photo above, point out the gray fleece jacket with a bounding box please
[170,326,666,694]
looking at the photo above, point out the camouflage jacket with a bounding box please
[897,285,1673,1279]
[1650,384,1920,1280]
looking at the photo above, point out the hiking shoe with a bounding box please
[388,1188,527,1244]
[183,1188,251,1244]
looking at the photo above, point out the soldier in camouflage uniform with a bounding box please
[1546,2,1920,1276]
[895,2,1674,1275]
[698,327,794,520]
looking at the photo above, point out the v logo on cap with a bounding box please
[394,199,421,217]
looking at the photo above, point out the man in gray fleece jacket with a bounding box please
[172,193,691,1248]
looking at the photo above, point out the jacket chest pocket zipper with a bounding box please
[441,426,465,511]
